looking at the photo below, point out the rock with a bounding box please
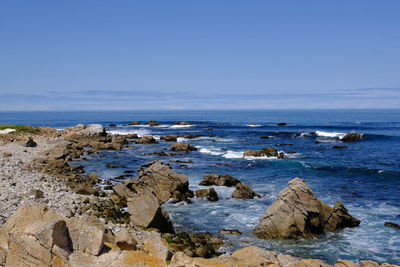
[260,136,273,139]
[232,182,260,199]
[140,231,173,261]
[25,137,37,147]
[218,229,242,235]
[244,147,284,158]
[178,134,203,139]
[277,143,293,146]
[195,188,219,201]
[384,222,400,230]
[341,133,362,142]
[135,136,159,144]
[171,143,197,152]
[75,185,98,195]
[109,123,117,127]
[231,246,297,266]
[146,120,160,126]
[25,189,44,199]
[86,173,99,184]
[115,229,137,251]
[336,259,360,267]
[333,145,348,149]
[199,174,240,187]
[148,151,177,157]
[3,152,12,157]
[127,192,174,233]
[129,121,140,125]
[160,134,178,142]
[106,163,118,168]
[278,122,287,126]
[63,124,106,138]
[173,122,193,125]
[254,178,360,239]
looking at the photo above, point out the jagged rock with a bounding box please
[146,120,160,126]
[160,134,178,142]
[25,137,37,147]
[129,121,140,125]
[254,178,360,239]
[195,188,219,201]
[171,143,197,152]
[139,231,173,261]
[244,147,284,158]
[135,136,158,144]
[115,229,137,251]
[341,133,362,142]
[384,222,400,230]
[127,192,174,233]
[231,182,260,199]
[199,174,240,187]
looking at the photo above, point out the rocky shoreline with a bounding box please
[0,124,398,267]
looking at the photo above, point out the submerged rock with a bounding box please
[277,122,287,126]
[254,178,360,239]
[170,143,197,152]
[333,145,348,149]
[195,188,219,202]
[199,174,240,187]
[232,182,260,199]
[384,222,400,230]
[341,133,362,142]
[244,147,284,158]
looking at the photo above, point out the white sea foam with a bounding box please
[222,150,244,159]
[108,128,152,137]
[246,123,261,127]
[315,130,346,139]
[197,146,225,156]
[169,124,195,129]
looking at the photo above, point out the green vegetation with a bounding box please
[0,124,40,134]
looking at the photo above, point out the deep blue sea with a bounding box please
[1,110,399,264]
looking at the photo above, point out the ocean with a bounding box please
[1,109,399,264]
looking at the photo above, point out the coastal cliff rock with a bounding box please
[199,174,240,187]
[341,133,362,142]
[254,178,360,239]
[244,147,285,158]
[171,143,197,152]
[232,182,260,199]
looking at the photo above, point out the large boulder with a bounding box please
[341,133,362,142]
[244,147,284,158]
[199,174,240,187]
[195,188,219,202]
[62,124,106,138]
[127,191,174,233]
[254,178,360,239]
[171,143,197,152]
[231,182,260,199]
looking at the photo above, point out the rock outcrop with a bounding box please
[62,124,106,138]
[195,188,219,202]
[171,143,197,152]
[341,133,362,142]
[199,174,240,187]
[146,120,160,126]
[135,136,159,144]
[254,178,360,239]
[232,182,260,199]
[129,121,140,125]
[244,147,285,158]
[160,134,178,142]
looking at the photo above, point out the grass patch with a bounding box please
[0,124,41,134]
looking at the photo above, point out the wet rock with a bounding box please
[109,123,117,127]
[277,143,293,146]
[254,178,360,239]
[260,136,273,139]
[173,122,193,125]
[178,134,203,139]
[160,134,178,142]
[170,160,194,164]
[148,151,177,157]
[384,222,400,230]
[135,136,158,144]
[341,133,362,142]
[195,188,219,201]
[146,120,160,126]
[277,122,287,126]
[232,182,260,199]
[170,143,197,152]
[218,229,242,235]
[199,173,240,187]
[25,137,38,147]
[333,145,348,149]
[244,147,284,158]
[129,121,140,125]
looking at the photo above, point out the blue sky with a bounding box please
[0,1,399,110]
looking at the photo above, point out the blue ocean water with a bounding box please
[1,110,399,264]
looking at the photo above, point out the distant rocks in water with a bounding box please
[146,120,160,126]
[254,178,360,239]
[170,159,194,164]
[232,182,260,199]
[199,174,240,187]
[25,137,37,147]
[277,143,293,146]
[384,222,400,230]
[195,188,219,201]
[108,123,117,127]
[277,122,287,126]
[332,145,348,149]
[62,123,106,138]
[106,163,125,168]
[161,134,178,142]
[260,136,273,139]
[173,122,193,126]
[215,163,236,168]
[218,229,242,235]
[179,134,203,139]
[244,147,284,158]
[171,143,197,152]
[148,151,177,157]
[128,121,140,125]
[135,136,158,144]
[341,133,362,142]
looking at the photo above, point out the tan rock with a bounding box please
[115,229,137,251]
[170,143,197,152]
[140,231,173,261]
[231,246,297,266]
[232,182,260,199]
[335,259,360,267]
[199,173,240,187]
[359,261,380,267]
[195,188,219,201]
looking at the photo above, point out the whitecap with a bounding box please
[223,150,244,159]
[108,128,152,137]
[197,146,225,156]
[315,130,346,139]
[246,123,261,127]
[169,124,195,128]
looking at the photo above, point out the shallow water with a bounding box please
[2,109,399,264]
